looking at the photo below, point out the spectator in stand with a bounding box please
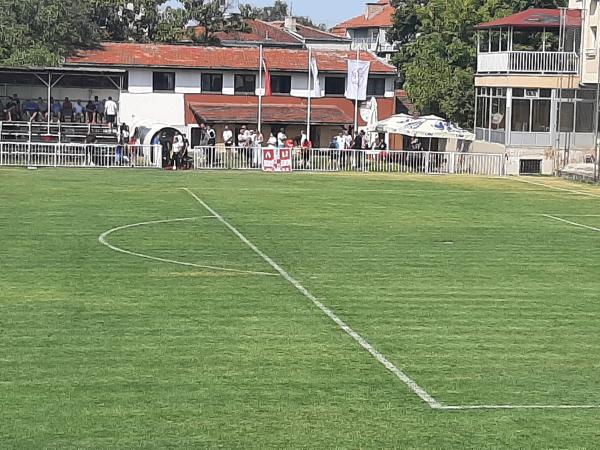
[73,100,84,123]
[22,98,40,122]
[85,100,95,123]
[206,124,216,166]
[85,130,98,166]
[62,97,73,122]
[94,96,104,123]
[159,131,171,168]
[352,130,367,169]
[222,125,233,147]
[267,132,277,148]
[38,98,48,121]
[51,99,62,122]
[373,137,387,150]
[3,94,20,121]
[277,128,287,148]
[104,96,118,132]
[300,130,311,168]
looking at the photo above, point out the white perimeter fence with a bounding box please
[192,147,506,176]
[0,142,162,168]
[0,142,505,176]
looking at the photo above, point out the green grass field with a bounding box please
[1,168,600,449]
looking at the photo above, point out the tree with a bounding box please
[89,0,166,42]
[0,0,101,66]
[390,0,568,127]
[240,0,327,30]
[185,0,248,44]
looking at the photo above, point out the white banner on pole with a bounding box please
[345,59,370,101]
[310,57,321,97]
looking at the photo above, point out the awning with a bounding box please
[189,103,353,125]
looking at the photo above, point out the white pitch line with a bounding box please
[511,177,600,198]
[439,404,600,411]
[541,214,600,233]
[98,217,278,277]
[183,188,443,410]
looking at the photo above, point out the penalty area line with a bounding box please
[541,214,600,233]
[182,187,443,410]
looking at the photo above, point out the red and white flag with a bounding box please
[263,58,272,97]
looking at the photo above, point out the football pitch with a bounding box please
[1,168,600,448]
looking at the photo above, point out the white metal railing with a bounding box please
[0,142,162,168]
[192,147,506,177]
[477,51,579,74]
[0,121,118,143]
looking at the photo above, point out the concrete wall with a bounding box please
[120,92,186,130]
[127,68,394,99]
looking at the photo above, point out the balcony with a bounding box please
[351,38,398,53]
[477,51,579,75]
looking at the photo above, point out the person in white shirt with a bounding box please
[104,96,118,131]
[172,134,184,170]
[267,132,277,148]
[222,125,233,147]
[277,128,287,148]
[253,130,263,167]
[343,130,353,149]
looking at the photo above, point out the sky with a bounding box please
[165,0,367,28]
[241,0,366,27]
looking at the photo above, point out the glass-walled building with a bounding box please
[472,6,599,174]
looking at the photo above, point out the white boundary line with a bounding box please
[98,217,278,277]
[183,188,600,411]
[510,177,600,198]
[541,214,600,233]
[183,188,443,409]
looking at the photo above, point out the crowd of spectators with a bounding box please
[1,94,118,128]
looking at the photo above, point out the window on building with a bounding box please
[558,103,575,132]
[201,74,223,93]
[512,99,531,132]
[531,99,551,132]
[576,102,595,132]
[271,75,292,94]
[325,77,345,95]
[367,78,386,96]
[153,72,175,92]
[234,74,256,94]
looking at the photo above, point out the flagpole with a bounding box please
[258,44,263,134]
[353,48,359,135]
[307,46,312,144]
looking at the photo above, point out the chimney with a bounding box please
[366,2,385,20]
[284,16,297,32]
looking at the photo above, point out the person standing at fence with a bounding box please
[223,125,233,147]
[85,131,97,166]
[253,130,263,168]
[62,97,73,122]
[104,97,118,132]
[277,128,287,149]
[300,130,311,169]
[51,100,62,123]
[172,134,184,171]
[206,125,216,167]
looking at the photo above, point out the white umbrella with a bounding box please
[374,113,414,133]
[398,115,475,141]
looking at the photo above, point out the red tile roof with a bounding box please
[199,20,301,45]
[476,8,581,30]
[270,21,350,41]
[190,102,353,125]
[66,43,397,74]
[332,0,395,36]
[183,94,396,127]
